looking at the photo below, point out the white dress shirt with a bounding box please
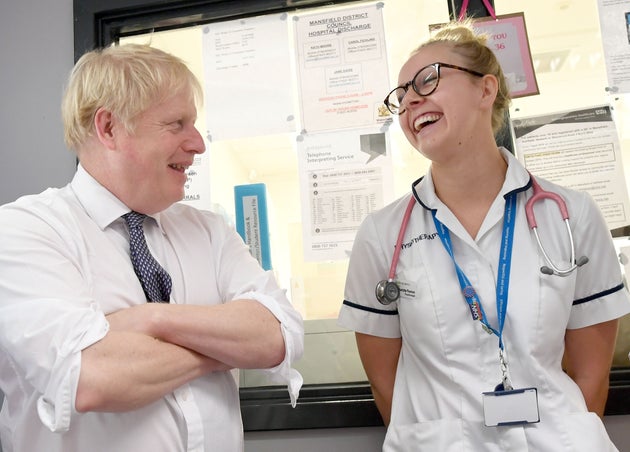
[339,149,630,451]
[0,165,304,452]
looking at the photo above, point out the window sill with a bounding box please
[240,368,630,431]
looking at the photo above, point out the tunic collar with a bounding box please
[411,147,532,212]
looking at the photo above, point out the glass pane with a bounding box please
[494,0,630,368]
[119,0,630,384]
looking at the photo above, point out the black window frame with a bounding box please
[74,0,630,430]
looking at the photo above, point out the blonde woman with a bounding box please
[339,21,629,451]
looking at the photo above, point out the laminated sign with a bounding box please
[431,12,539,98]
[234,183,272,270]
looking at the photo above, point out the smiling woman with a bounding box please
[72,0,630,443]
[384,62,485,115]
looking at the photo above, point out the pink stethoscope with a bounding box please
[375,175,589,305]
[526,175,588,276]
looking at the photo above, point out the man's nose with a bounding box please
[186,127,206,154]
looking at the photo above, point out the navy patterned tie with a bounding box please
[123,211,172,303]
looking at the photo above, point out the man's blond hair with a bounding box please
[61,44,202,150]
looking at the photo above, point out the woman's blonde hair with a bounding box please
[61,43,202,150]
[417,20,511,135]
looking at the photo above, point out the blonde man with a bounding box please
[0,44,303,452]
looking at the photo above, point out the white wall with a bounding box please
[0,1,628,451]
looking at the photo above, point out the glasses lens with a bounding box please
[386,87,407,114]
[414,65,439,96]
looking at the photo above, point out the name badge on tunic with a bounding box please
[482,387,540,427]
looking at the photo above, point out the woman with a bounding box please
[338,20,630,451]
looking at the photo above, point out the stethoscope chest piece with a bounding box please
[376,279,400,305]
[375,196,417,305]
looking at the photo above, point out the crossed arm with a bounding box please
[76,300,285,412]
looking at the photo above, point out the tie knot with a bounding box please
[123,211,147,229]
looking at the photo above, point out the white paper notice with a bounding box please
[202,14,296,141]
[512,105,630,230]
[293,3,392,133]
[297,129,394,261]
[179,152,212,211]
[597,0,630,94]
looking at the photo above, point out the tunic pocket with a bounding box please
[383,418,465,452]
[558,412,618,452]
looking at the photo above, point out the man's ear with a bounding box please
[93,107,119,150]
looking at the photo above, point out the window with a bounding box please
[76,0,630,423]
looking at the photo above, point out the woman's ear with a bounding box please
[480,74,499,110]
[93,107,118,150]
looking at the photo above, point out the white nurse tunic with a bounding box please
[338,148,630,451]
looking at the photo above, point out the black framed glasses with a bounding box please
[384,62,485,115]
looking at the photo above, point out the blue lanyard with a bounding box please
[431,192,517,350]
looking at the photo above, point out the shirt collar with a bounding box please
[411,147,531,211]
[70,164,166,231]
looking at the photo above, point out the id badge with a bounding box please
[482,387,540,427]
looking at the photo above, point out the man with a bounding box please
[0,44,303,452]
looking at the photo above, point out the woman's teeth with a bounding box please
[414,114,441,131]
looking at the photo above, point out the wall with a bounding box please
[0,1,628,451]
[0,2,75,451]
[0,0,76,206]
[245,427,386,451]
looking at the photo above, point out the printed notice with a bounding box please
[202,14,296,140]
[180,153,212,211]
[597,0,630,93]
[297,129,394,261]
[513,105,630,229]
[431,13,538,98]
[293,3,392,133]
[471,13,538,98]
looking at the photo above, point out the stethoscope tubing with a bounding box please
[525,174,584,276]
[386,195,417,282]
[375,196,417,305]
[377,174,587,305]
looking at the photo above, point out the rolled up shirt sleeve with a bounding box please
[0,198,110,432]
[239,285,304,407]
[35,307,109,432]
[199,210,304,405]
